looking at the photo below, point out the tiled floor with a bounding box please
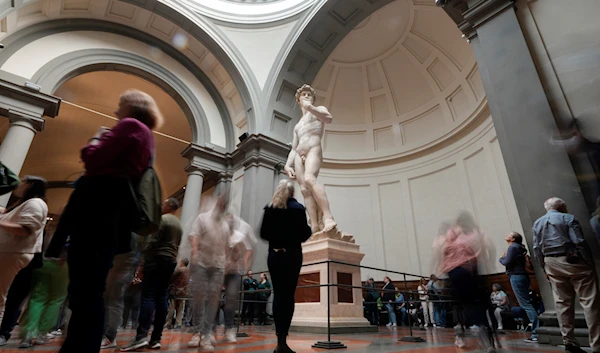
[0,326,569,353]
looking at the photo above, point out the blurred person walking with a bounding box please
[260,180,312,353]
[0,176,48,322]
[165,258,190,330]
[533,197,600,353]
[222,215,256,342]
[187,194,230,351]
[47,90,161,353]
[121,198,182,351]
[100,232,143,349]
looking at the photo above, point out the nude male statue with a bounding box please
[284,84,337,234]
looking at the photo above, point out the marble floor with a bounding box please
[0,326,571,353]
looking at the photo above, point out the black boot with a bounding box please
[274,335,295,353]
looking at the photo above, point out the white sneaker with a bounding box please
[46,332,55,339]
[225,329,237,343]
[0,336,7,346]
[392,323,397,327]
[433,324,437,328]
[209,333,217,345]
[188,334,201,348]
[50,329,62,336]
[200,336,214,351]
[101,336,117,349]
[497,325,504,330]
[386,323,392,327]
[455,336,466,348]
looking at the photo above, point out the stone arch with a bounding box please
[265,0,393,142]
[0,18,243,150]
[31,49,210,146]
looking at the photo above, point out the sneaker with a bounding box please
[454,336,466,348]
[120,337,149,352]
[386,323,392,327]
[209,333,217,345]
[101,336,117,349]
[188,334,201,348]
[35,334,50,345]
[200,336,214,351]
[524,337,538,343]
[50,329,62,336]
[19,338,34,348]
[149,340,161,349]
[225,329,237,343]
[433,324,437,328]
[497,326,503,330]
[392,323,397,327]
[0,335,7,346]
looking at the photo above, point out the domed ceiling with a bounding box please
[313,0,486,164]
[182,0,317,23]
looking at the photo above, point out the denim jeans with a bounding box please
[386,303,396,324]
[191,265,225,336]
[510,274,539,338]
[104,251,140,341]
[136,257,176,342]
[434,303,446,327]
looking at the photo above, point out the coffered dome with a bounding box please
[313,0,485,164]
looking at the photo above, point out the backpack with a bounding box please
[129,166,162,237]
[0,162,20,196]
[524,252,535,274]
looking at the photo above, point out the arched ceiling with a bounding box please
[311,0,486,164]
[0,71,190,215]
[181,0,318,23]
[0,0,252,149]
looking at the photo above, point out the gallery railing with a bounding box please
[208,259,461,349]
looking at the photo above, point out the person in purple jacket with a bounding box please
[56,90,162,353]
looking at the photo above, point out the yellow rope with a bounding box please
[62,100,190,144]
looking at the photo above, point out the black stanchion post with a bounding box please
[312,260,346,349]
[400,274,425,343]
[237,275,249,338]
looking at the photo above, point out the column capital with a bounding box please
[438,0,515,40]
[181,143,228,174]
[183,163,206,177]
[7,111,44,132]
[230,133,291,171]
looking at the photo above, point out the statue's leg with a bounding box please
[295,154,319,233]
[304,148,336,232]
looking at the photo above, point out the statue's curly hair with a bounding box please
[295,84,316,104]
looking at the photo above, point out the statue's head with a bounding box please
[295,84,316,105]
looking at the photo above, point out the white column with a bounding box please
[178,168,204,261]
[0,117,37,207]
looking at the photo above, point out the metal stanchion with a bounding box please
[237,276,249,338]
[312,261,346,349]
[399,274,425,343]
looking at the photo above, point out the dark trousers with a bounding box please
[241,297,255,324]
[448,266,488,328]
[59,177,131,353]
[268,248,302,338]
[257,299,268,324]
[122,285,141,328]
[136,257,176,342]
[0,263,36,339]
[366,296,378,324]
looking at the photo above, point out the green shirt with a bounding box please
[144,213,182,261]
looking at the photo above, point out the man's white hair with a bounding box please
[544,197,566,211]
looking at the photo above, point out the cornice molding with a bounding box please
[181,134,290,175]
[0,78,61,132]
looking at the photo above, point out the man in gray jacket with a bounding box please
[533,197,600,353]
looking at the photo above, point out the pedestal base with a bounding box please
[290,236,373,335]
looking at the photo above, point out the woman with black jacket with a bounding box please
[382,277,397,327]
[260,180,311,353]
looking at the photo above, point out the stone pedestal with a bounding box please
[290,235,376,334]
